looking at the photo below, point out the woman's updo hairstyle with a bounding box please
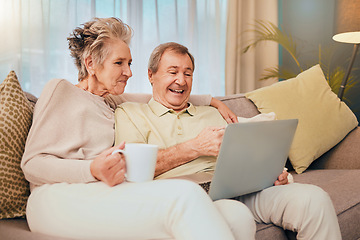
[67,17,133,81]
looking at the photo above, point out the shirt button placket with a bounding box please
[176,114,183,135]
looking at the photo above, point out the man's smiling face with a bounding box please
[149,49,194,112]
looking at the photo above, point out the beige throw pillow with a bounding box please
[0,71,33,218]
[245,65,358,174]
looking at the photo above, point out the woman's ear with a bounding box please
[84,56,95,76]
[148,69,154,85]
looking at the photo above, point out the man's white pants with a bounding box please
[239,183,342,240]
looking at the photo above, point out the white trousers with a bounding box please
[239,183,342,240]
[27,179,256,240]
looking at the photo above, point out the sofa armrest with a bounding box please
[308,127,360,170]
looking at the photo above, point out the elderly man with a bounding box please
[114,42,341,240]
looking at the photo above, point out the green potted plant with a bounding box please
[242,20,360,121]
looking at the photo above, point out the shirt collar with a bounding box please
[148,98,196,117]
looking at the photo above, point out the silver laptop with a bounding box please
[207,119,298,201]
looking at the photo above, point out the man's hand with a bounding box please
[274,169,289,186]
[154,126,225,177]
[210,98,238,124]
[191,126,225,157]
[90,142,127,187]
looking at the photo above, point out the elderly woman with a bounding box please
[21,17,255,240]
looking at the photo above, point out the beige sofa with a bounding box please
[218,94,360,240]
[1,90,360,240]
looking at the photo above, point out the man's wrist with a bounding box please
[184,138,201,159]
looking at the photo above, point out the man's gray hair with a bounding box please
[148,42,195,73]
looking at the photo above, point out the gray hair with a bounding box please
[148,42,195,73]
[67,17,133,81]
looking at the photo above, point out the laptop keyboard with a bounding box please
[199,182,211,193]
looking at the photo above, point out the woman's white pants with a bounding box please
[27,180,255,240]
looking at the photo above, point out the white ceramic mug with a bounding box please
[112,143,158,182]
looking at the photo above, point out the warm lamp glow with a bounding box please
[333,0,360,100]
[333,32,360,44]
[333,0,360,43]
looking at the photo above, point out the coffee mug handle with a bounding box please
[111,149,128,180]
[112,149,125,155]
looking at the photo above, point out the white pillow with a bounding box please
[237,112,276,123]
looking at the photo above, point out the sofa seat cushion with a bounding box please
[0,218,75,240]
[293,169,360,240]
[255,223,293,240]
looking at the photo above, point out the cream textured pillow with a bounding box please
[0,71,33,218]
[245,65,358,174]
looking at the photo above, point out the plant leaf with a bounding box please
[260,66,298,81]
[242,20,302,72]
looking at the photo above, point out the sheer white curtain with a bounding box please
[0,0,228,97]
[225,0,279,94]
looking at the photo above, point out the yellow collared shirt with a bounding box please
[114,98,227,179]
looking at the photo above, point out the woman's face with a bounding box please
[90,39,132,96]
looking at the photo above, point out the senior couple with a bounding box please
[21,17,341,240]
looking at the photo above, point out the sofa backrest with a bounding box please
[24,92,37,108]
[24,92,261,118]
[215,94,260,118]
[23,92,360,171]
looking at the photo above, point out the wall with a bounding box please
[280,0,360,122]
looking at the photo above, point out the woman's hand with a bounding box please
[90,142,126,187]
[210,98,238,124]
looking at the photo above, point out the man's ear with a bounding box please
[148,69,154,85]
[84,56,95,76]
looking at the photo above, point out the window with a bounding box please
[0,0,228,97]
